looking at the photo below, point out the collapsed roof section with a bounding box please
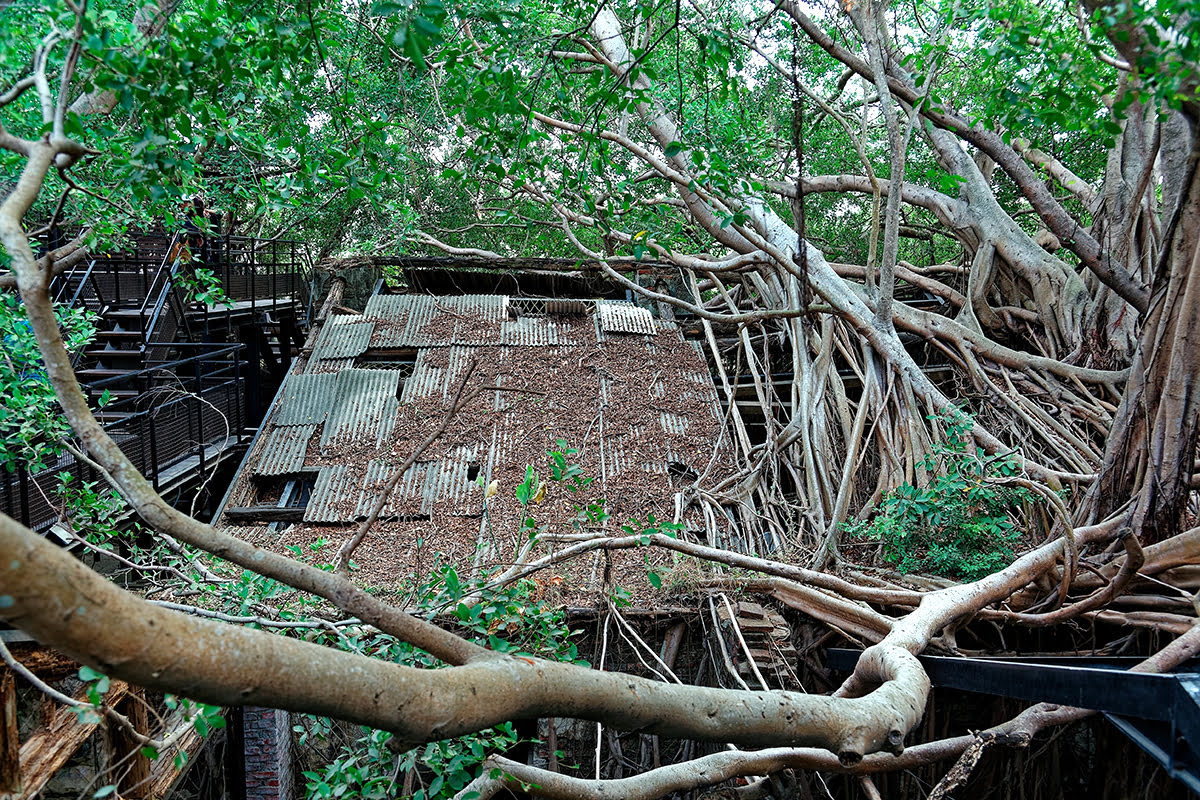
[218,290,735,600]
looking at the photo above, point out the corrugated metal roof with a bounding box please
[451,295,506,345]
[306,356,356,375]
[321,369,402,449]
[659,411,690,436]
[364,294,410,319]
[545,298,594,315]
[364,294,416,348]
[255,424,316,475]
[274,373,338,426]
[603,434,636,481]
[305,465,358,523]
[400,296,443,347]
[598,302,656,335]
[354,459,407,518]
[500,315,562,346]
[401,350,441,403]
[364,294,617,347]
[426,445,483,515]
[312,315,374,361]
[377,397,399,446]
[401,346,473,403]
[353,453,482,517]
[241,293,731,544]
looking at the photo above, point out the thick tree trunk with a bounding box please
[1091,128,1200,540]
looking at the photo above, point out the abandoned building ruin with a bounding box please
[2,247,1198,800]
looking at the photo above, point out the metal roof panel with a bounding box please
[598,302,656,335]
[274,373,337,426]
[321,368,402,449]
[312,315,374,361]
[255,424,317,475]
[364,294,409,320]
[305,465,359,523]
[400,346,473,403]
[501,315,560,346]
[355,459,407,518]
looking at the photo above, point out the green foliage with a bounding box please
[55,474,131,544]
[513,464,539,506]
[294,561,583,800]
[547,440,607,531]
[846,411,1035,581]
[0,294,96,472]
[173,266,232,308]
[74,665,111,723]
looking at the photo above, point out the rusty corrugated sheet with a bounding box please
[598,301,656,335]
[401,346,473,403]
[321,368,402,449]
[274,373,337,426]
[500,315,562,346]
[305,465,358,523]
[451,295,506,345]
[255,424,317,475]
[354,458,407,518]
[312,315,374,361]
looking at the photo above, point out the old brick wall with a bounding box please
[242,707,293,800]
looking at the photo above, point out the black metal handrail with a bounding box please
[82,343,244,388]
[2,343,251,531]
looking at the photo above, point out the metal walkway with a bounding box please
[828,648,1200,794]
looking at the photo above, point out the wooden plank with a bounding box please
[4,645,77,679]
[147,723,202,800]
[14,681,129,800]
[223,506,306,522]
[112,688,151,799]
[0,670,18,795]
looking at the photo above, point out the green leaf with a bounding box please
[371,1,408,14]
[514,465,537,506]
[78,665,104,682]
[664,141,683,158]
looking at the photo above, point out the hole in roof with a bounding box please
[667,462,698,486]
[283,475,317,508]
[359,350,417,400]
[466,463,481,482]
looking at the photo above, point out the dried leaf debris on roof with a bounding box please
[230,291,732,600]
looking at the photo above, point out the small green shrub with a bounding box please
[845,410,1036,581]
